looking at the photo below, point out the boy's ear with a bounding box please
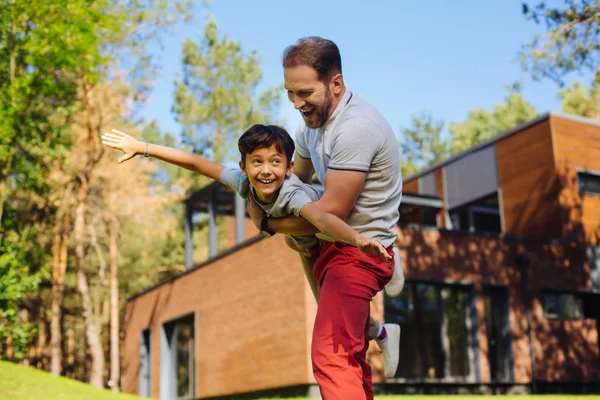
[239,161,247,176]
[286,160,294,177]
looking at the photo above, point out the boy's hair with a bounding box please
[282,36,342,83]
[238,124,295,164]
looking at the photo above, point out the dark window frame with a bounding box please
[540,290,585,320]
[577,170,600,196]
[383,279,479,383]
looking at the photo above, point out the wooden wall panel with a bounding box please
[403,178,419,194]
[551,115,600,245]
[435,168,445,228]
[496,119,562,237]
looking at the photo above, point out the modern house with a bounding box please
[122,112,600,399]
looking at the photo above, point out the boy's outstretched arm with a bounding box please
[101,129,224,181]
[299,203,391,261]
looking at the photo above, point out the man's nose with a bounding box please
[294,97,305,110]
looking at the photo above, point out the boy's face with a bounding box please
[240,144,293,203]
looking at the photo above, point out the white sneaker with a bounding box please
[376,323,401,379]
[384,247,404,297]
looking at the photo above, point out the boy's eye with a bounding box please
[272,159,281,164]
[251,160,261,164]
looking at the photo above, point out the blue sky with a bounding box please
[138,0,587,141]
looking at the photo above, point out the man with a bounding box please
[249,37,403,400]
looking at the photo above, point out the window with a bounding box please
[449,193,501,234]
[578,171,600,196]
[384,282,476,381]
[541,291,584,319]
[161,314,195,400]
[139,329,151,397]
[483,286,513,382]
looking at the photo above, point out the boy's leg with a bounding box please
[311,241,393,400]
[384,247,405,297]
[299,251,319,302]
[370,319,401,379]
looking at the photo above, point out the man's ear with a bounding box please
[286,160,294,177]
[239,161,247,176]
[329,73,344,96]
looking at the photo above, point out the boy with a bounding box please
[101,124,400,375]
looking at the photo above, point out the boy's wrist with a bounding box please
[136,140,146,156]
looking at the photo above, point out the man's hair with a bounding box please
[238,124,295,163]
[282,36,342,82]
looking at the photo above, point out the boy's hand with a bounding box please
[357,237,392,261]
[101,129,143,163]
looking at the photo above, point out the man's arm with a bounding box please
[313,169,366,219]
[293,154,314,184]
[264,169,366,234]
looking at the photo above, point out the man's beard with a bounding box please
[304,89,332,129]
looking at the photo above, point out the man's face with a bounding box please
[284,65,335,129]
[240,144,293,204]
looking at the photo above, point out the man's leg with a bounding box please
[300,245,401,379]
[311,242,393,400]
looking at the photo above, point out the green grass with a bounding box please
[0,360,138,400]
[257,395,600,400]
[2,360,599,400]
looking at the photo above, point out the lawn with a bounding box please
[2,360,599,400]
[0,360,138,400]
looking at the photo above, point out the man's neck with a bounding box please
[327,86,346,119]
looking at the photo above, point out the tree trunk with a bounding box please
[0,18,18,229]
[50,212,70,375]
[109,216,120,392]
[74,179,105,388]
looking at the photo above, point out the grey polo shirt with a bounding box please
[295,89,402,248]
[219,167,321,249]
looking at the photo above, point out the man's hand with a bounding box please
[246,193,265,230]
[357,237,392,261]
[101,129,143,163]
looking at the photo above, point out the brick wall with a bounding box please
[123,234,314,398]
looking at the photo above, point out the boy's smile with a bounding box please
[240,144,293,204]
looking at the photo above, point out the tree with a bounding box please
[173,17,281,169]
[519,1,600,86]
[398,112,449,177]
[557,81,600,119]
[450,86,538,154]
[0,1,106,228]
[0,0,107,368]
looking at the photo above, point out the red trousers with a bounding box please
[312,240,394,400]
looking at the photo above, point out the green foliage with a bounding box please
[0,230,47,360]
[519,1,600,85]
[450,86,538,154]
[399,112,449,177]
[173,17,281,171]
[558,81,600,118]
[0,0,109,209]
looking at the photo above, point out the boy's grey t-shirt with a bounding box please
[219,167,321,248]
